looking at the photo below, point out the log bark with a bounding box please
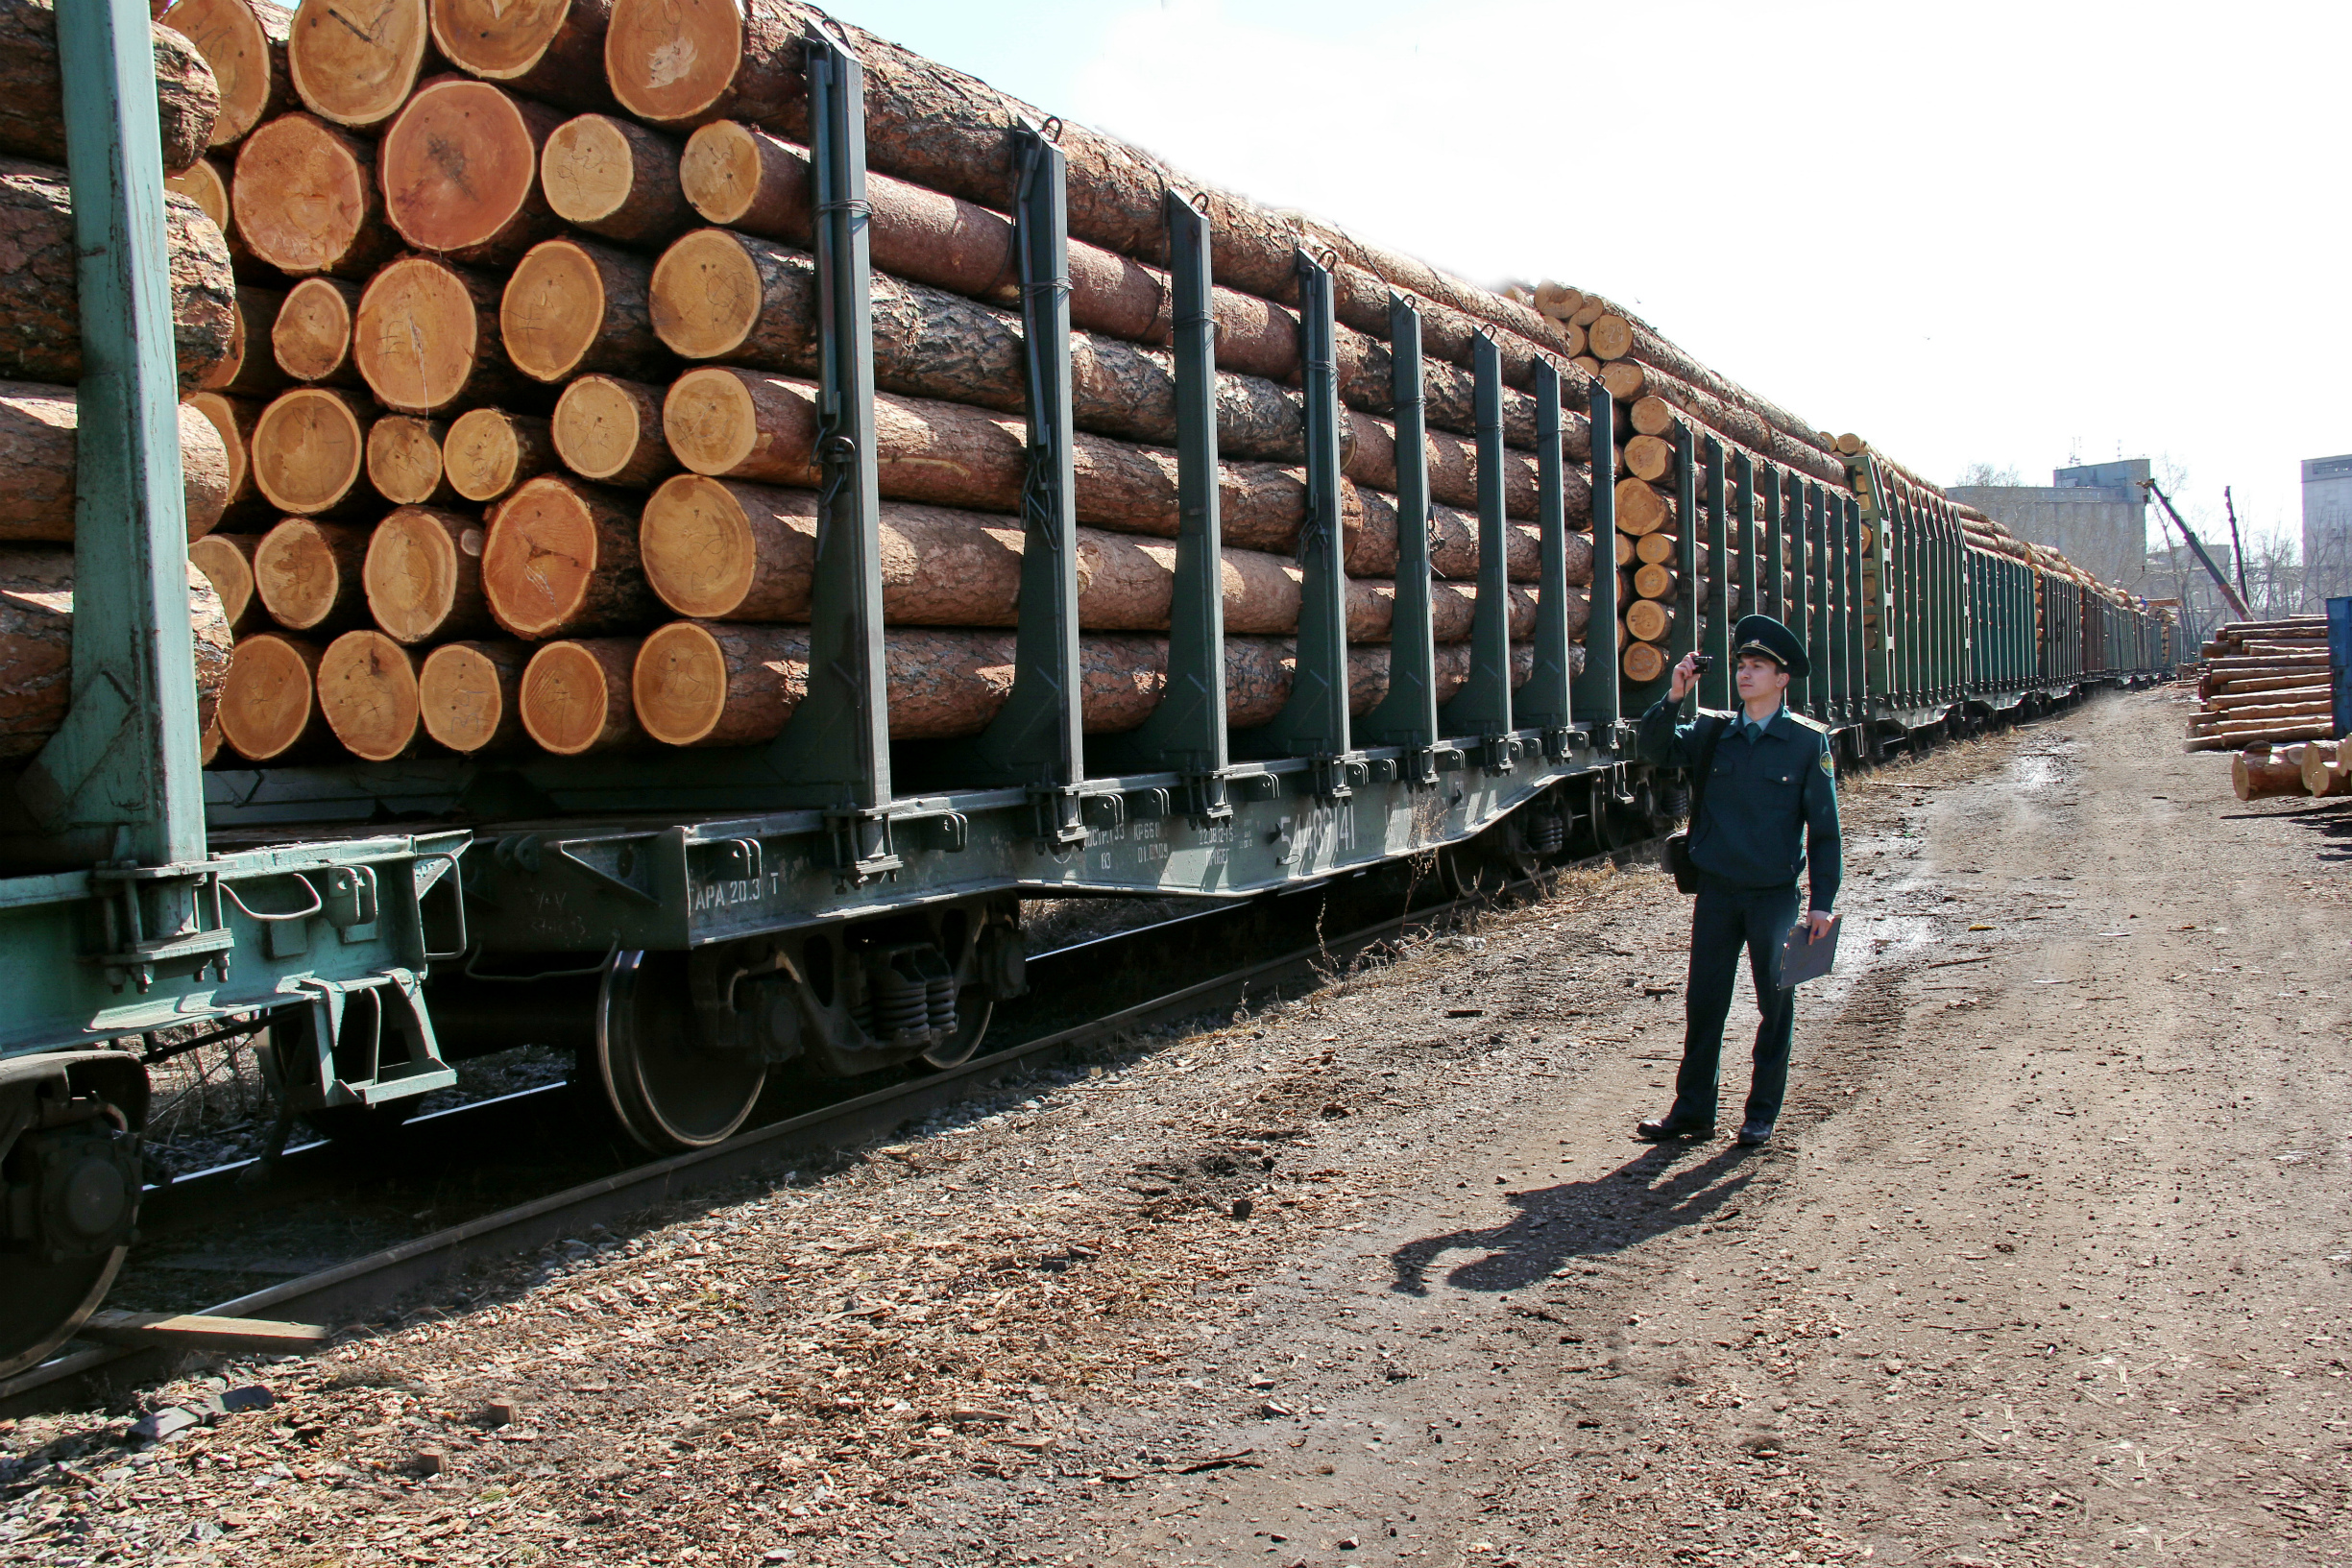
[189,531,261,633]
[285,0,437,133]
[417,638,529,753]
[352,254,534,414]
[663,367,1317,545]
[187,390,266,521]
[0,385,230,542]
[551,374,672,488]
[501,236,667,382]
[444,407,557,503]
[252,514,367,631]
[480,473,651,638]
[539,112,688,248]
[0,548,232,758]
[159,0,295,149]
[271,274,361,383]
[362,503,491,642]
[676,122,1302,387]
[0,3,218,173]
[216,629,327,761]
[2234,744,2311,801]
[0,162,235,389]
[647,229,1312,463]
[429,0,612,109]
[315,627,422,760]
[167,156,255,277]
[248,385,369,515]
[378,74,563,265]
[231,112,396,277]
[365,414,455,505]
[519,635,641,754]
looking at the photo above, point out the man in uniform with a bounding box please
[1634,615,1841,1146]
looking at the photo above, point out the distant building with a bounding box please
[2302,454,2352,604]
[1951,459,2151,589]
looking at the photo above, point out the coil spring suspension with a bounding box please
[926,976,957,1034]
[1527,813,1565,856]
[860,943,958,1043]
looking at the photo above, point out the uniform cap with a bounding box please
[1733,615,1809,679]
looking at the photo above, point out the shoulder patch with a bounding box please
[1788,711,1831,734]
[1819,748,1835,776]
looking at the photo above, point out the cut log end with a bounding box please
[287,0,434,132]
[366,415,450,505]
[418,639,526,753]
[640,472,811,621]
[253,515,366,632]
[316,629,421,760]
[663,364,803,477]
[482,474,643,638]
[502,237,623,382]
[162,0,292,148]
[552,374,670,487]
[249,387,366,514]
[188,532,261,633]
[1621,640,1667,684]
[605,0,756,128]
[540,112,685,244]
[232,112,376,276]
[445,408,555,503]
[353,256,488,414]
[648,228,764,360]
[380,76,556,260]
[272,276,358,382]
[431,0,581,80]
[675,119,769,229]
[521,637,640,754]
[362,504,485,643]
[633,618,732,746]
[218,632,322,761]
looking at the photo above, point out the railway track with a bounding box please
[0,835,1661,1417]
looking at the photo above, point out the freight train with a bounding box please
[0,0,2175,1379]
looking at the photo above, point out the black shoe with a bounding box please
[1735,1121,1775,1146]
[1636,1116,1714,1142]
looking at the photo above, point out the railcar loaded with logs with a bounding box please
[0,0,2173,1378]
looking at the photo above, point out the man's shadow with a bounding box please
[1389,1143,1756,1296]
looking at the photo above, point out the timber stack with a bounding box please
[8,0,2136,770]
[2188,615,2335,760]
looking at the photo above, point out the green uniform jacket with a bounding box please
[1638,698,1843,911]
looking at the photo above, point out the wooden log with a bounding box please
[501,236,667,383]
[378,75,564,265]
[602,0,800,131]
[1634,532,1688,567]
[159,0,296,149]
[315,627,422,760]
[215,629,326,761]
[1622,432,1673,484]
[0,4,218,173]
[417,638,528,753]
[352,254,532,415]
[252,515,366,631]
[189,532,262,634]
[646,229,1311,464]
[444,407,556,503]
[539,112,688,248]
[2304,739,2352,798]
[1633,562,1678,601]
[365,414,455,505]
[0,386,230,543]
[519,635,640,754]
[270,275,361,384]
[187,390,266,521]
[632,618,799,748]
[231,112,396,277]
[2201,682,2332,712]
[1616,480,1673,538]
[1621,640,1667,685]
[0,549,231,759]
[166,156,255,278]
[551,374,671,489]
[2234,744,2311,801]
[674,122,1300,385]
[1624,598,1674,645]
[0,163,234,390]
[248,385,369,515]
[285,0,436,133]
[661,368,1321,544]
[361,503,491,642]
[428,0,612,109]
[2188,722,2332,753]
[480,473,650,638]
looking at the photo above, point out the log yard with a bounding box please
[0,3,2340,1566]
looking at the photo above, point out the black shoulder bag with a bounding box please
[1664,714,1727,896]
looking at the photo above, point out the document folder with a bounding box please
[1774,911,1841,988]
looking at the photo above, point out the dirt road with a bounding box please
[4,686,2345,1567]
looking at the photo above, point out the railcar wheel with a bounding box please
[0,1248,122,1380]
[0,1073,142,1378]
[594,952,766,1153]
[918,993,995,1071]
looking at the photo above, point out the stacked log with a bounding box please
[2186,617,2333,753]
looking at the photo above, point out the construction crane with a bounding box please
[2143,479,2252,622]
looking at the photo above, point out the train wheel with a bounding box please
[918,992,995,1072]
[594,952,766,1153]
[0,1072,143,1378]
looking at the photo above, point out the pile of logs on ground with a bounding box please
[3,0,2142,769]
[2190,616,2335,757]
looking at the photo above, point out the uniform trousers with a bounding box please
[1670,878,1802,1127]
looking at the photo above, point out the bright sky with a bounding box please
[818,0,2348,554]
